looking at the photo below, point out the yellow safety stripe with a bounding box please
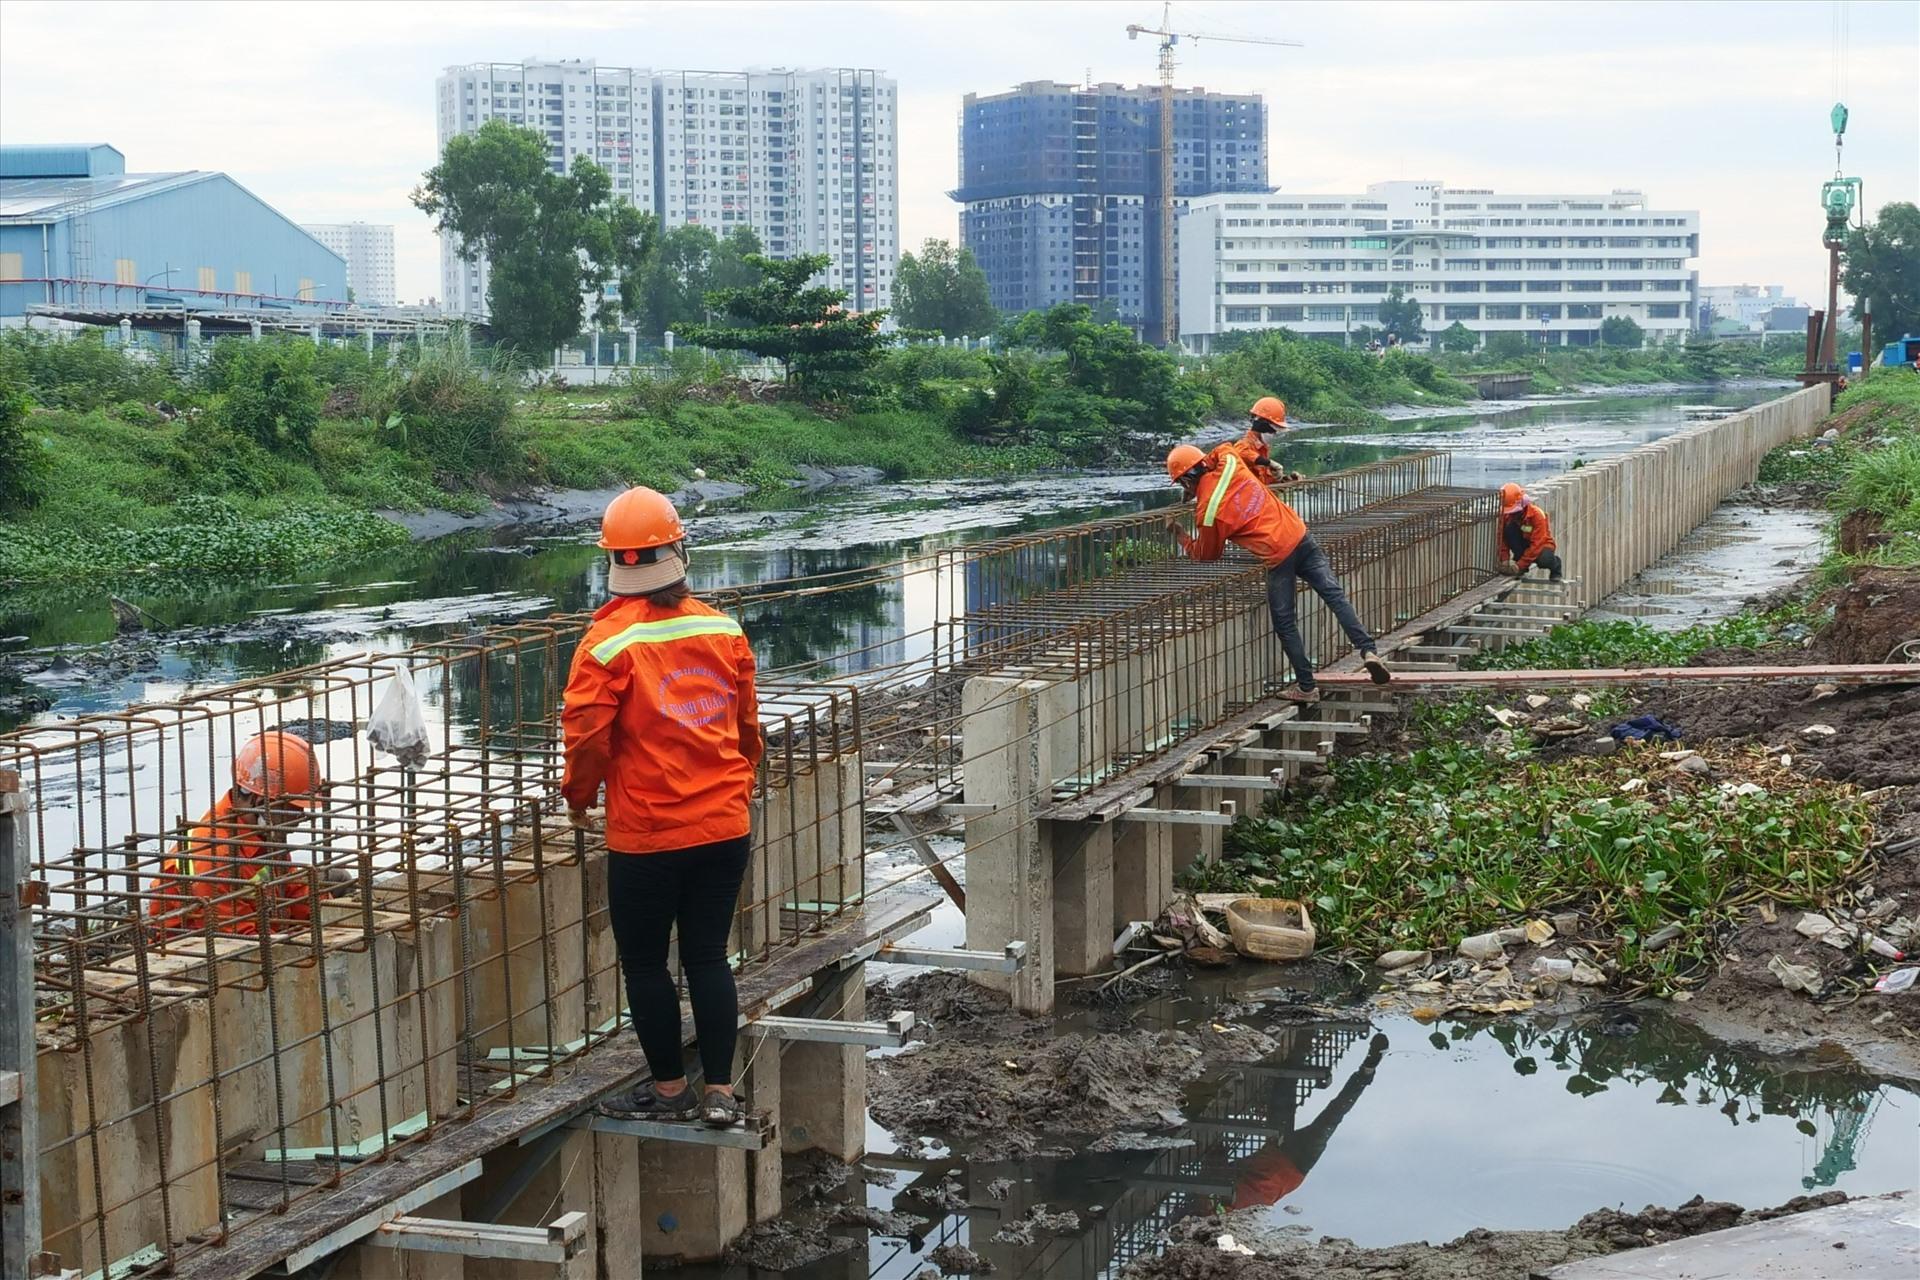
[1201,454,1241,527]
[591,615,744,664]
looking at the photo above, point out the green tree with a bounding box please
[633,225,766,339]
[1438,321,1480,353]
[1843,201,1920,342]
[1601,315,1645,349]
[1000,303,1201,432]
[1485,331,1532,361]
[1378,286,1426,343]
[412,121,654,357]
[679,253,889,397]
[895,239,998,338]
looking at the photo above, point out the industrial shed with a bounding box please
[0,143,346,322]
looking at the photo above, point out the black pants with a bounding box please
[1267,535,1376,690]
[1526,549,1565,579]
[607,834,752,1086]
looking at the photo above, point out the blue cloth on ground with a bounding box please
[1609,715,1681,743]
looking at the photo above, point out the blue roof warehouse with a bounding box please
[0,143,346,324]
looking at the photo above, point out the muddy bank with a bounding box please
[1126,1192,1853,1280]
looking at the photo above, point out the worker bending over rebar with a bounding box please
[563,486,762,1129]
[1166,431,1392,704]
[1496,483,1564,581]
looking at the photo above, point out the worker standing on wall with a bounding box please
[146,730,322,937]
[563,486,762,1128]
[1166,445,1392,702]
[1495,483,1564,581]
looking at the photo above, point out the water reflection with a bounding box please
[694,980,1912,1280]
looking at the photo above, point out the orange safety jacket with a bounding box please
[1499,501,1556,570]
[146,792,314,937]
[1219,428,1281,485]
[1232,1148,1306,1210]
[1181,451,1308,567]
[562,595,762,854]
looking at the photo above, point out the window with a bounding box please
[1526,304,1561,320]
[1485,304,1522,320]
[1266,305,1303,322]
[1566,303,1601,319]
[1648,303,1683,318]
[1224,306,1262,323]
[1445,304,1481,320]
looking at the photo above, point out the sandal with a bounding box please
[598,1080,699,1121]
[702,1088,748,1128]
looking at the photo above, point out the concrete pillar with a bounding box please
[311,323,323,347]
[118,317,132,347]
[780,976,864,1162]
[1050,820,1114,977]
[1113,786,1174,931]
[636,1134,747,1263]
[463,1127,599,1280]
[664,330,675,353]
[962,676,1058,1013]
[594,1129,645,1279]
[364,328,375,354]
[744,1034,784,1225]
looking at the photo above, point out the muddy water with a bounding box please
[699,959,1915,1280]
[0,385,1792,731]
[1587,498,1829,629]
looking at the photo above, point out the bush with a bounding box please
[0,329,183,411]
[0,377,48,513]
[206,341,324,453]
[372,343,520,482]
[1840,434,1920,521]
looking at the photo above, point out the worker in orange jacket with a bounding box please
[1218,396,1292,485]
[1495,483,1563,581]
[563,486,762,1129]
[147,731,322,937]
[1166,445,1391,702]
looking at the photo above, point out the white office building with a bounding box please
[1700,283,1798,332]
[299,222,396,307]
[435,59,897,322]
[1178,181,1700,350]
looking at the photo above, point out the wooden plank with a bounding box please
[888,814,965,911]
[1540,1189,1915,1279]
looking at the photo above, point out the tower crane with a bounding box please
[1127,4,1300,347]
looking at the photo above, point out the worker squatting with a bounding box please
[144,398,1561,1127]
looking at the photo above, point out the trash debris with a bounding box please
[1524,918,1555,945]
[1675,754,1712,776]
[1224,897,1316,961]
[1185,945,1232,968]
[1643,922,1684,951]
[1163,895,1231,951]
[1768,955,1825,996]
[1216,1235,1256,1256]
[1570,693,1594,711]
[367,664,432,767]
[1457,931,1506,961]
[1571,961,1609,986]
[1487,705,1531,728]
[1620,777,1648,793]
[1725,781,1768,797]
[1532,957,1575,981]
[1376,948,1431,971]
[1610,715,1681,743]
[1551,911,1582,937]
[1872,968,1917,994]
[1525,694,1552,710]
[1112,921,1153,956]
[1800,723,1839,738]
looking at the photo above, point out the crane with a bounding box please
[1127,3,1300,347]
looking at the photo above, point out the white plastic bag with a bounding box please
[368,664,431,767]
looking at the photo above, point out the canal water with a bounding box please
[1,384,1792,729]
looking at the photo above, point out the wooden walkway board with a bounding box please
[1317,663,1920,689]
[1540,1190,1917,1279]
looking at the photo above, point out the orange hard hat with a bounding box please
[598,486,685,551]
[1499,483,1526,514]
[233,731,322,804]
[1166,444,1206,483]
[1250,396,1288,429]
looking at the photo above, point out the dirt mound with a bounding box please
[1126,1193,1854,1280]
[1826,565,1920,664]
[1838,509,1891,555]
[868,971,1029,1043]
[870,1027,1204,1159]
[1632,676,1920,791]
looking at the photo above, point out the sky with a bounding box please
[2,0,1915,307]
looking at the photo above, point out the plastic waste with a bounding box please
[367,664,432,768]
[1457,931,1505,961]
[1873,968,1917,994]
[1532,957,1575,980]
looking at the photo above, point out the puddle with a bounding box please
[1588,499,1829,630]
[689,947,1916,1279]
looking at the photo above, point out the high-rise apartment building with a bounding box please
[299,222,396,307]
[435,59,897,322]
[1178,181,1700,350]
[954,81,1267,334]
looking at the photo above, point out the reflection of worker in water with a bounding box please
[1230,1033,1388,1209]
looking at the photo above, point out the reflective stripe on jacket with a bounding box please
[145,792,314,937]
[562,595,762,854]
[1185,453,1307,566]
[1500,502,1556,569]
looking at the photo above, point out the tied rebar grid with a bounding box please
[1,622,862,1276]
